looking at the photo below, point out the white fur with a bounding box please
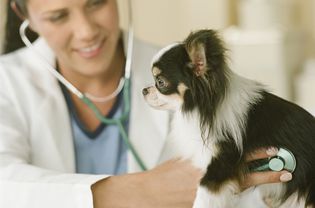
[211,72,264,152]
[169,110,213,170]
[151,42,180,67]
[278,194,309,208]
[258,183,309,208]
[193,186,212,208]
[258,183,286,207]
[193,182,240,208]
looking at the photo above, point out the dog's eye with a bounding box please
[156,77,167,88]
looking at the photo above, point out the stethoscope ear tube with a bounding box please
[19,20,85,99]
[124,0,133,80]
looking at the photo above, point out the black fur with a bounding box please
[244,92,315,204]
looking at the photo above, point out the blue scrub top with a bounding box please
[60,83,128,175]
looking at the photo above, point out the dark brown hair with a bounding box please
[13,0,28,16]
[4,0,37,53]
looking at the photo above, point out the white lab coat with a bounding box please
[0,37,267,208]
[0,37,170,208]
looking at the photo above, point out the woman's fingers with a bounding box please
[241,147,293,191]
[241,170,292,190]
[245,147,278,162]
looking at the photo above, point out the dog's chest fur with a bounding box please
[167,73,264,171]
[169,111,214,170]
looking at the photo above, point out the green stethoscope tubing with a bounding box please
[19,0,148,171]
[81,78,148,171]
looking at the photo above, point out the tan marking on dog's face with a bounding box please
[152,67,161,77]
[177,83,188,97]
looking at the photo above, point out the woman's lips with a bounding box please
[76,40,104,59]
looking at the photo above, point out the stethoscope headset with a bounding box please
[19,0,148,171]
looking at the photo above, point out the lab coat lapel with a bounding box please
[31,39,76,172]
[36,90,76,172]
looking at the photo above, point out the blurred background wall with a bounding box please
[117,0,230,46]
[118,0,306,47]
[117,0,315,114]
[1,0,315,114]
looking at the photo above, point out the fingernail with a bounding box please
[266,147,278,156]
[280,173,292,182]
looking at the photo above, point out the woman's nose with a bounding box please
[73,14,99,41]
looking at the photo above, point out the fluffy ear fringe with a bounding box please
[184,29,227,77]
[186,42,208,77]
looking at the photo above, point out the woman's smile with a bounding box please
[75,39,105,59]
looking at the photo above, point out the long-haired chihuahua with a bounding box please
[142,29,315,208]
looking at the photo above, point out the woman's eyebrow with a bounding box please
[41,8,68,17]
[85,0,106,6]
[42,8,68,16]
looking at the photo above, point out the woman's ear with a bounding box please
[11,1,38,33]
[10,1,25,20]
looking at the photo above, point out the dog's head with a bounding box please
[143,29,229,117]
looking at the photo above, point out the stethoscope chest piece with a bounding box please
[249,147,296,173]
[269,148,296,172]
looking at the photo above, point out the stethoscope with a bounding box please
[249,147,296,173]
[19,1,148,171]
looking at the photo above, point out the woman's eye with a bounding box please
[88,0,107,8]
[48,12,68,23]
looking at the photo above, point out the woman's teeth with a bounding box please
[77,41,103,58]
[80,43,101,52]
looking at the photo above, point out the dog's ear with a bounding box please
[184,29,226,77]
[185,42,207,77]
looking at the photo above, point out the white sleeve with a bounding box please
[0,87,108,208]
[0,58,108,208]
[0,165,107,208]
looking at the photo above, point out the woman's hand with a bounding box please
[241,147,293,190]
[92,158,203,208]
[92,147,293,208]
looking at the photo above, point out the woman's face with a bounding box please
[26,0,121,77]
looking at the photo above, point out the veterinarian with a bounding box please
[0,0,292,207]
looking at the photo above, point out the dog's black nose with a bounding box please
[142,88,149,95]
